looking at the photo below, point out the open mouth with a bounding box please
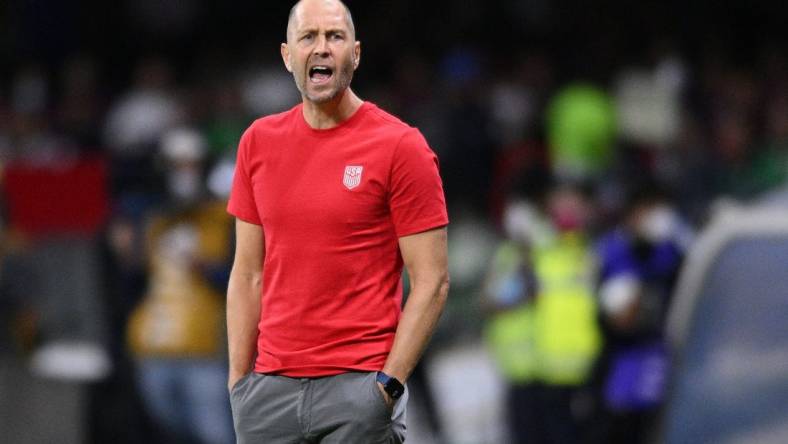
[309,66,333,84]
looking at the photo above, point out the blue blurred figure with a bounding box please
[594,182,692,443]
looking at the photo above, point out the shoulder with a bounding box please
[595,230,629,257]
[364,103,411,129]
[362,103,422,141]
[243,104,301,140]
[350,103,436,166]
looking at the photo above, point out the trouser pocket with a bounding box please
[369,372,395,416]
[230,372,253,401]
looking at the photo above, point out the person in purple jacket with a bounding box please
[594,182,692,444]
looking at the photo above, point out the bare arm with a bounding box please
[227,218,264,390]
[379,227,449,399]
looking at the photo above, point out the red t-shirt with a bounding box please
[228,102,448,377]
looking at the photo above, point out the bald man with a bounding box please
[225,1,450,443]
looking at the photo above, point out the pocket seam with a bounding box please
[230,372,253,400]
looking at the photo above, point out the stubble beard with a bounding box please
[295,58,355,104]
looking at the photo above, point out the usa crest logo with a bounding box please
[343,165,363,190]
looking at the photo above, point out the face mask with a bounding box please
[159,224,198,264]
[637,205,676,244]
[551,206,584,232]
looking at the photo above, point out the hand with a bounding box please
[228,372,247,392]
[376,381,394,409]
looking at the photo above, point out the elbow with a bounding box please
[436,272,450,307]
[228,268,262,300]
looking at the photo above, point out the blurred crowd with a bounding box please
[1,1,787,443]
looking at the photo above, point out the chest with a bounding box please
[249,134,395,234]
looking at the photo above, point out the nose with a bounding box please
[313,35,329,57]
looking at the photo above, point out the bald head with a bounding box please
[287,0,355,42]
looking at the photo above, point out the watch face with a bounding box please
[378,371,404,399]
[385,380,404,399]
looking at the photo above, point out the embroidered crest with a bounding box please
[343,165,363,190]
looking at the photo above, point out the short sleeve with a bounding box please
[227,127,262,225]
[389,129,449,237]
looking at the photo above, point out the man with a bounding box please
[226,1,450,443]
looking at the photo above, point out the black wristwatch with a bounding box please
[376,371,405,399]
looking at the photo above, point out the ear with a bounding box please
[353,41,361,70]
[281,43,293,73]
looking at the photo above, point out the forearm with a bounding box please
[227,269,261,381]
[382,276,449,383]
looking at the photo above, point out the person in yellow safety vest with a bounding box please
[532,230,601,387]
[484,243,538,381]
[485,182,602,444]
[534,182,602,444]
[483,199,543,444]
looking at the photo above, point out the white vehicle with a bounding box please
[658,194,788,444]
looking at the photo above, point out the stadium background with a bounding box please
[0,0,786,443]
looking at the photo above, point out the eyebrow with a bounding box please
[298,27,347,34]
[296,28,348,39]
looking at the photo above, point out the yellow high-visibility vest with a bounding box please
[484,242,538,383]
[486,303,537,383]
[532,232,601,386]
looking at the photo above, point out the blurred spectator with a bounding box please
[593,182,691,444]
[546,84,617,183]
[0,2,785,442]
[483,199,544,444]
[488,53,555,150]
[485,181,602,444]
[125,128,233,444]
[488,77,535,148]
[530,182,602,444]
[103,58,182,155]
[103,58,182,197]
[614,55,686,149]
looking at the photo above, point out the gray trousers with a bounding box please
[230,371,407,444]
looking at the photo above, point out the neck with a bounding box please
[301,88,363,129]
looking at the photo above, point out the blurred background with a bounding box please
[0,0,786,443]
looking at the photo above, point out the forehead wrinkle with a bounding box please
[286,0,355,42]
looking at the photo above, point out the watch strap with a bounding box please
[376,371,404,399]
